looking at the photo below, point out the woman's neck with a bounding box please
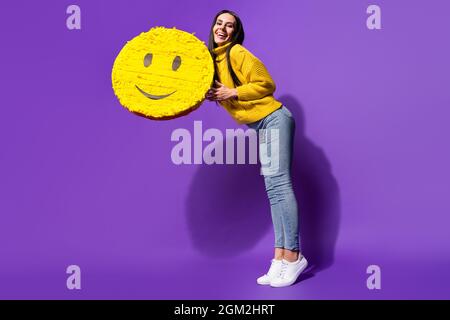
[213,41,232,56]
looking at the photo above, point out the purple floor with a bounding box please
[2,245,448,300]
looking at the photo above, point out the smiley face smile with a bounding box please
[135,85,176,100]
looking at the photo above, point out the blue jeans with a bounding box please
[246,105,300,252]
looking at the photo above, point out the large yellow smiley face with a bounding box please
[112,27,214,120]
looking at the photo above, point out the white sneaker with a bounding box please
[270,256,308,288]
[257,259,284,285]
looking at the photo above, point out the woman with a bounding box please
[205,9,308,287]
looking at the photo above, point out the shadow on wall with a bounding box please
[185,94,341,272]
[185,134,272,258]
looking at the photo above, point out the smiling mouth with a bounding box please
[135,85,176,100]
[216,32,228,40]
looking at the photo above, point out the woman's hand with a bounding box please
[206,80,238,101]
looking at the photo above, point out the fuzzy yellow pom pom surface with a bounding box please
[112,27,214,120]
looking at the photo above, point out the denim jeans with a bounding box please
[246,105,300,251]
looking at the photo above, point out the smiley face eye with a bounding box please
[144,53,153,67]
[172,56,181,71]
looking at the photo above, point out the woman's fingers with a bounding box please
[214,80,224,87]
[205,90,218,101]
[206,88,219,98]
[206,85,228,101]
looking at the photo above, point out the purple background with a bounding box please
[1,0,449,299]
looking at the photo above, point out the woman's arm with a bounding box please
[231,45,276,101]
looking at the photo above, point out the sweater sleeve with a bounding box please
[230,45,276,101]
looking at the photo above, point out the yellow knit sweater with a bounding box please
[212,42,282,124]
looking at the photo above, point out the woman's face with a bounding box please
[213,13,236,46]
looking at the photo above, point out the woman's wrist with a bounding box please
[231,88,238,99]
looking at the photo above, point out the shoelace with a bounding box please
[278,263,288,279]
